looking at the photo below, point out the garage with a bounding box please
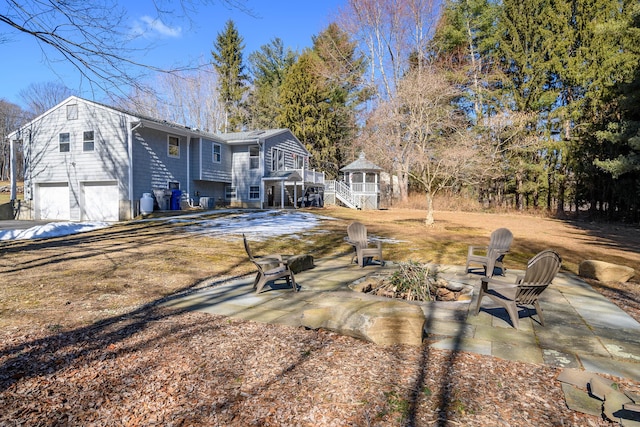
[82,181,120,221]
[37,183,70,220]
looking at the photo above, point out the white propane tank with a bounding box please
[140,193,154,215]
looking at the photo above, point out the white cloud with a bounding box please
[132,16,182,39]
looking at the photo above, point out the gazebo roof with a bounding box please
[340,152,383,172]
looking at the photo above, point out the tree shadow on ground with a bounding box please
[3,210,628,424]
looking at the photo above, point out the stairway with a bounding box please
[333,180,360,209]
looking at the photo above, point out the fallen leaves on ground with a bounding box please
[2,307,634,426]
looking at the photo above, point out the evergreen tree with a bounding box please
[277,24,368,178]
[431,0,499,120]
[351,0,639,219]
[311,23,370,164]
[277,52,341,177]
[211,20,248,132]
[585,2,640,220]
[432,0,556,210]
[485,0,570,210]
[247,38,297,129]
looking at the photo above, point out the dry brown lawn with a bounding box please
[1,206,639,426]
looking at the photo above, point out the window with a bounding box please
[66,104,78,120]
[271,148,285,171]
[225,186,236,200]
[83,131,94,151]
[249,146,259,169]
[168,136,180,158]
[59,133,70,152]
[249,186,260,200]
[294,154,305,169]
[213,143,221,163]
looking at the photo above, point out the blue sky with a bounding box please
[1,0,345,108]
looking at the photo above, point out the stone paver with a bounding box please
[492,340,544,364]
[163,255,640,382]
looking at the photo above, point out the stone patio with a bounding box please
[161,253,640,385]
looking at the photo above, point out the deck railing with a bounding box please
[325,180,359,209]
[293,168,325,185]
[326,181,378,194]
[349,182,379,193]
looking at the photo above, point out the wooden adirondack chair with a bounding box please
[345,221,383,267]
[243,234,297,294]
[475,249,562,329]
[466,228,513,276]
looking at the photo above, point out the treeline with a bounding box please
[431,0,640,221]
[198,1,640,222]
[4,1,639,223]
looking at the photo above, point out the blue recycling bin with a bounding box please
[170,189,182,210]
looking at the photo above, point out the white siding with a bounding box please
[25,98,131,220]
[264,133,308,174]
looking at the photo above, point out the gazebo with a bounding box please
[325,152,382,210]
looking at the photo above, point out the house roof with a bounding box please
[89,98,227,141]
[217,129,288,142]
[218,129,311,156]
[262,170,303,181]
[340,152,383,172]
[7,95,225,142]
[7,96,309,157]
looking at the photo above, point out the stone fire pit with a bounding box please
[349,263,474,303]
[301,262,475,347]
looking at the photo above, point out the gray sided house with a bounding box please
[8,96,323,221]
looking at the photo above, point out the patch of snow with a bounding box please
[171,209,328,241]
[0,210,337,242]
[0,221,110,241]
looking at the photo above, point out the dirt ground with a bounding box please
[1,206,639,426]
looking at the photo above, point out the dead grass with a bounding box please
[2,205,639,330]
[1,205,639,426]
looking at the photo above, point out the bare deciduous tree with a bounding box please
[339,0,442,202]
[0,99,25,181]
[19,82,77,117]
[338,0,441,101]
[364,67,478,225]
[119,65,224,133]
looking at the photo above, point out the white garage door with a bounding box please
[82,182,120,221]
[38,183,70,220]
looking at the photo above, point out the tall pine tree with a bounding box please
[211,20,248,132]
[582,1,640,220]
[431,0,499,120]
[277,24,368,178]
[277,51,341,177]
[247,38,297,129]
[311,23,369,165]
